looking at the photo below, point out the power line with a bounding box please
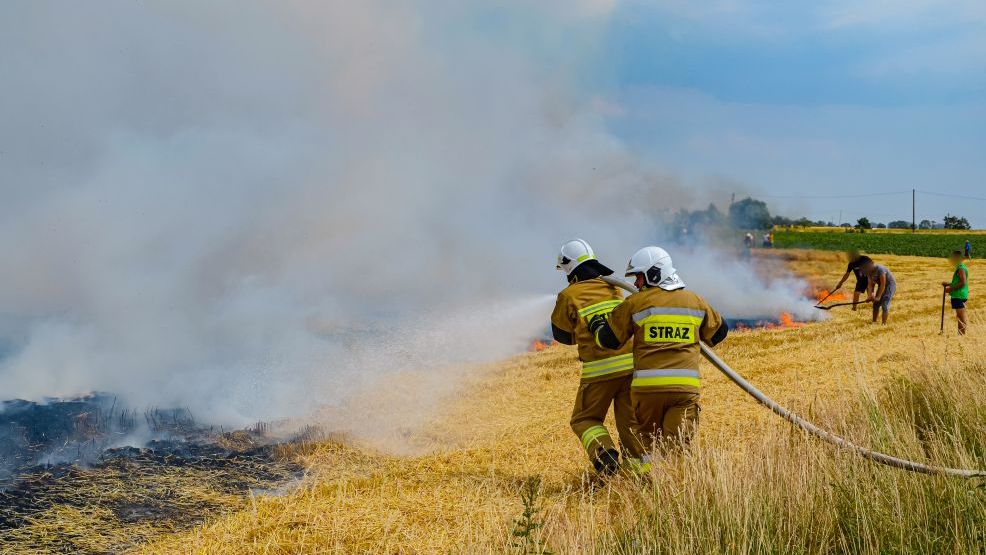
[754,191,910,200]
[917,190,986,202]
[750,189,985,202]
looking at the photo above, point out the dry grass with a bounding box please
[124,251,982,553]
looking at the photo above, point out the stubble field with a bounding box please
[131,249,985,554]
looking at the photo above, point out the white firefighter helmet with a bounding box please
[625,246,681,288]
[556,238,596,276]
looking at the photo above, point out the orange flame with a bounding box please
[777,312,805,328]
[732,313,806,333]
[813,287,847,303]
[530,339,556,352]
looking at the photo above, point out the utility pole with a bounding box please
[839,210,842,226]
[912,188,916,232]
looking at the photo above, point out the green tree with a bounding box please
[669,203,727,239]
[856,217,872,230]
[888,220,911,229]
[919,219,933,230]
[729,197,772,230]
[943,214,971,230]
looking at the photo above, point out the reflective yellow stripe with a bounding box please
[578,299,622,318]
[632,376,701,388]
[576,254,594,263]
[581,353,634,378]
[580,425,610,452]
[631,369,701,389]
[632,307,705,324]
[635,314,704,327]
[582,353,633,371]
[581,300,623,351]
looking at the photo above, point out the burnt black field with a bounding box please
[0,394,195,484]
[0,394,307,552]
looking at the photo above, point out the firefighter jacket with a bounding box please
[551,278,634,383]
[594,287,727,393]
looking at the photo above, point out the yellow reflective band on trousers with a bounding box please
[581,353,634,379]
[578,299,622,319]
[580,425,611,453]
[631,369,701,389]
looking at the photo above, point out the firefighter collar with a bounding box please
[657,272,686,291]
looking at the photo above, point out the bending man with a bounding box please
[589,247,728,471]
[861,258,896,324]
[831,251,872,310]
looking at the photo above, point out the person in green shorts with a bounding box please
[942,250,970,335]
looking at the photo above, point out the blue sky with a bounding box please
[592,1,986,226]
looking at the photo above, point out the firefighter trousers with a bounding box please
[631,390,700,456]
[570,374,642,462]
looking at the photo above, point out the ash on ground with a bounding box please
[0,395,308,553]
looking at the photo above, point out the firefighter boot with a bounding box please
[593,448,621,477]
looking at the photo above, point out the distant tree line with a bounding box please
[943,214,972,230]
[670,196,974,239]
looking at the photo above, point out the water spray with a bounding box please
[601,275,986,479]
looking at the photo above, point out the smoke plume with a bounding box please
[0,2,816,434]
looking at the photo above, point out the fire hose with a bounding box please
[600,275,986,479]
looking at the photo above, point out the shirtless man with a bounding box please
[861,259,896,324]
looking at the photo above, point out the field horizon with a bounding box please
[772,230,981,258]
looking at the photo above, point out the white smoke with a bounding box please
[0,2,816,431]
[672,249,824,322]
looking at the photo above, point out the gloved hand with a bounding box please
[587,313,609,335]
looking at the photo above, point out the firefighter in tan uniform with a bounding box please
[589,246,727,470]
[551,239,641,476]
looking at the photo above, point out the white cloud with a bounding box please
[856,32,986,78]
[573,0,620,17]
[822,0,986,29]
[629,0,986,41]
